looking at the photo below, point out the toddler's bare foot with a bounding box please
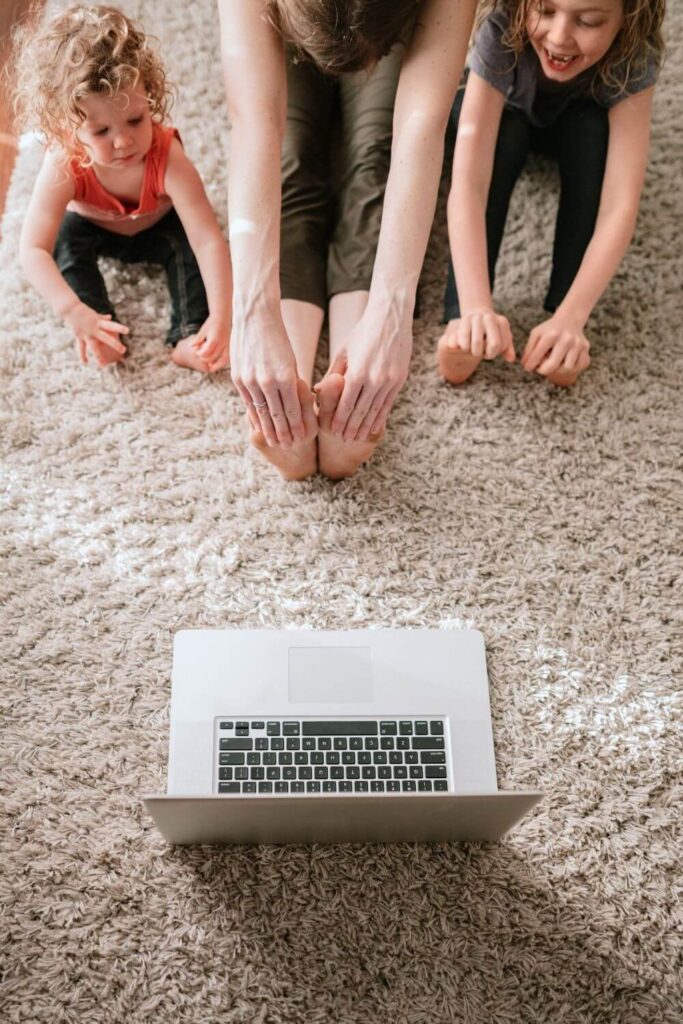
[316,372,382,480]
[543,366,584,388]
[437,332,481,385]
[250,378,318,481]
[171,335,213,373]
[95,347,126,367]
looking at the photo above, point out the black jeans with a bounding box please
[53,208,209,346]
[444,85,609,321]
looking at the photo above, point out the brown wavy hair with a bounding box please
[476,0,665,96]
[266,0,420,74]
[12,3,172,163]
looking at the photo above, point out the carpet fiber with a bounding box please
[1,1,681,1021]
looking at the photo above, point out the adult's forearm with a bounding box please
[557,209,638,326]
[227,119,283,317]
[366,118,446,325]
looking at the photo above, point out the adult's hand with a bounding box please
[322,310,413,443]
[230,305,310,448]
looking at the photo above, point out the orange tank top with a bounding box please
[67,124,180,225]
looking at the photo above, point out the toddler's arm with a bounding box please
[523,87,655,377]
[164,139,233,371]
[444,72,514,361]
[19,150,128,364]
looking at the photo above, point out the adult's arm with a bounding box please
[329,0,478,442]
[217,0,307,447]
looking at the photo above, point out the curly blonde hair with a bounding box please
[476,0,665,97]
[12,3,172,163]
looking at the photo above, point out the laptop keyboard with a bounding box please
[215,717,449,795]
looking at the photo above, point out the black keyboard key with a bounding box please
[266,767,280,780]
[314,767,328,780]
[380,737,395,750]
[255,738,268,751]
[247,752,260,765]
[347,767,360,780]
[302,738,316,750]
[278,752,293,765]
[397,737,410,749]
[283,722,300,735]
[389,752,402,765]
[365,737,379,750]
[295,752,308,765]
[220,721,233,730]
[263,753,277,766]
[362,767,376,780]
[310,752,324,765]
[220,738,252,751]
[222,753,245,765]
[302,721,378,736]
[275,782,289,793]
[331,766,344,779]
[354,781,369,792]
[386,781,400,792]
[283,767,296,780]
[399,721,413,735]
[402,780,417,791]
[430,721,444,734]
[291,781,305,793]
[267,722,280,736]
[378,766,391,779]
[242,782,257,793]
[258,782,273,793]
[219,782,240,793]
[299,767,312,780]
[236,721,249,730]
[235,768,248,780]
[251,767,265,780]
[380,721,397,735]
[418,780,433,791]
[339,781,353,792]
[371,781,385,792]
[405,752,418,765]
[342,752,355,765]
[323,781,337,793]
[410,766,423,779]
[358,752,371,765]
[434,780,448,791]
[373,752,387,764]
[350,737,363,750]
[306,781,321,792]
[395,766,407,779]
[412,737,445,749]
[219,768,233,780]
[318,737,332,750]
[271,738,285,751]
[236,728,249,737]
[420,751,446,764]
[326,752,340,765]
[251,721,265,730]
[333,737,347,750]
[415,721,428,735]
[286,738,300,751]
[425,766,448,779]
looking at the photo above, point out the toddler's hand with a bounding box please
[191,313,230,372]
[65,302,128,366]
[521,314,591,379]
[444,308,515,361]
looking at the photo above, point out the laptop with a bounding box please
[144,629,542,843]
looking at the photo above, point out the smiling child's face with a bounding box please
[527,0,624,82]
[75,83,153,169]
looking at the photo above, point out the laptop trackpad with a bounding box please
[288,646,373,703]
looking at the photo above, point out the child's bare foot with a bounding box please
[171,335,213,373]
[544,366,584,388]
[437,331,481,385]
[317,372,383,480]
[250,378,318,481]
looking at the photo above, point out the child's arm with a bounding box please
[164,139,233,371]
[443,71,515,362]
[522,87,655,378]
[19,149,129,365]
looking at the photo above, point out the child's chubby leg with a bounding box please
[249,299,320,481]
[316,290,383,481]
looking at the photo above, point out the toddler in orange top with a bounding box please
[15,4,231,372]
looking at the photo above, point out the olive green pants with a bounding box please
[280,47,404,310]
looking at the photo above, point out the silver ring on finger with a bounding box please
[253,401,267,409]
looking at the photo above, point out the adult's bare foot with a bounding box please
[316,372,383,480]
[250,378,318,481]
[437,331,481,385]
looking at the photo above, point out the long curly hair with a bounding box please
[12,3,172,163]
[476,0,666,96]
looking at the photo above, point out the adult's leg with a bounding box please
[544,100,609,312]
[440,96,532,384]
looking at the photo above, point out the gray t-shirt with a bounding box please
[468,7,659,127]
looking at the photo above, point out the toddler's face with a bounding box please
[75,83,154,169]
[527,0,624,82]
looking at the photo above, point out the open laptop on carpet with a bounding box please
[144,629,541,843]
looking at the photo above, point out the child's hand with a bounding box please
[65,302,128,366]
[444,308,515,361]
[521,315,591,379]
[191,313,230,372]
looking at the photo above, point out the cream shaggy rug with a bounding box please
[1,1,681,1021]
